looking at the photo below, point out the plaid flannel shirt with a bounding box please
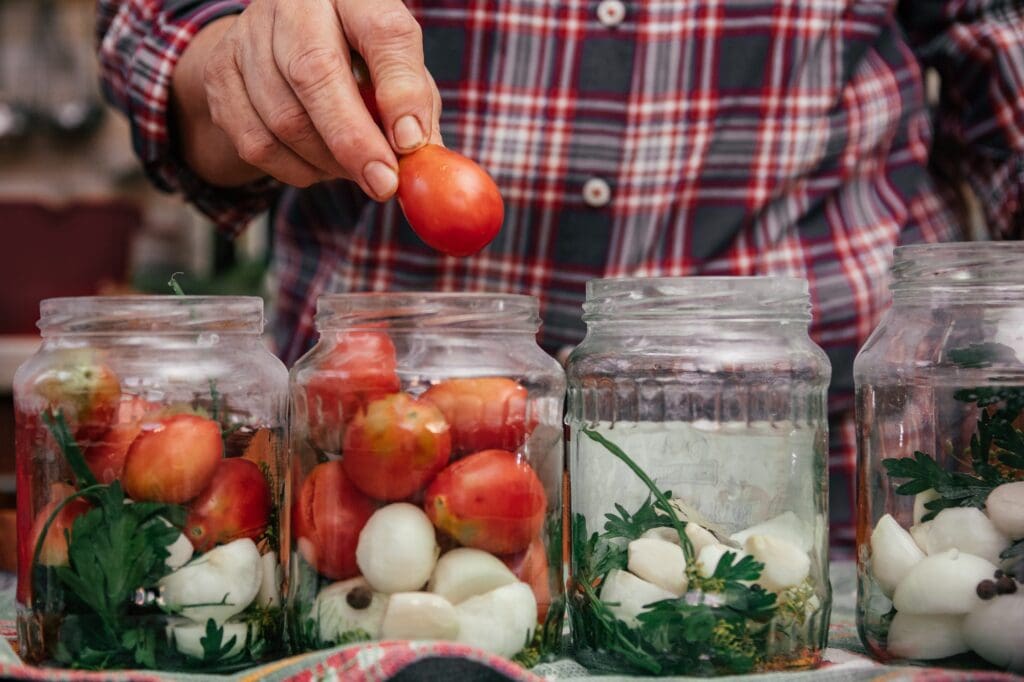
[97,0,1024,549]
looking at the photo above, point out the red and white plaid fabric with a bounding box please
[96,0,1024,549]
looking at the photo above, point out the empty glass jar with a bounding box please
[14,296,288,671]
[566,277,832,675]
[287,293,565,662]
[856,243,1024,671]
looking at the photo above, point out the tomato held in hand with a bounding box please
[185,458,271,552]
[122,414,223,503]
[303,331,401,455]
[421,377,529,455]
[397,144,504,257]
[342,393,452,501]
[293,461,376,580]
[425,449,546,555]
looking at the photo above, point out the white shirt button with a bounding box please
[596,0,626,27]
[582,177,612,207]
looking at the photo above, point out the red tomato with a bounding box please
[27,483,91,568]
[81,397,176,484]
[397,144,504,257]
[342,393,452,501]
[82,423,141,485]
[421,378,529,455]
[504,537,552,622]
[351,52,380,124]
[293,461,376,580]
[304,332,401,454]
[122,414,223,503]
[185,458,271,552]
[424,449,546,554]
[32,351,120,441]
[15,410,39,604]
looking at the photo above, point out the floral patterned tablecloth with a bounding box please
[0,563,1018,681]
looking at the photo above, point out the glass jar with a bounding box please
[566,277,832,675]
[14,297,288,671]
[855,243,1024,671]
[287,293,565,662]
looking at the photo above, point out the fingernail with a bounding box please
[363,161,398,199]
[393,115,425,151]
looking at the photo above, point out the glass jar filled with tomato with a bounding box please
[565,277,832,675]
[14,297,288,671]
[288,293,565,661]
[856,244,1024,671]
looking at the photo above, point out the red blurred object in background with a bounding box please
[0,201,139,334]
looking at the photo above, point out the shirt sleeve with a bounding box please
[97,0,280,235]
[898,0,1024,239]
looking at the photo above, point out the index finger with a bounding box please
[271,1,398,199]
[338,0,435,154]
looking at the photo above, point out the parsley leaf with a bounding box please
[948,343,1019,369]
[881,368,1024,521]
[53,482,182,662]
[199,618,239,661]
[36,408,271,671]
[569,431,784,675]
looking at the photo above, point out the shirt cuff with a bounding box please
[127,1,281,234]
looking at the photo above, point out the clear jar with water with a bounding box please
[287,294,565,662]
[14,297,288,671]
[855,243,1024,671]
[565,277,831,676]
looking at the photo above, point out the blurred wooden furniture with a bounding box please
[0,201,139,334]
[0,508,14,573]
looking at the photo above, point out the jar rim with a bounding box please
[583,276,811,322]
[315,292,541,332]
[38,296,265,335]
[892,242,1024,300]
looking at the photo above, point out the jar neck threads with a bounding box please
[315,293,541,333]
[582,277,812,326]
[891,243,1024,305]
[38,296,265,336]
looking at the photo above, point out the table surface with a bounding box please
[0,562,1019,681]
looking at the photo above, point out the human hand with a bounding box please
[172,0,441,198]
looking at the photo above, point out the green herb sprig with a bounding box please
[570,429,780,675]
[34,409,271,670]
[167,272,186,296]
[881,353,1024,521]
[581,428,695,562]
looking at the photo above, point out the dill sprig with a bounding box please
[570,429,779,675]
[882,345,1024,521]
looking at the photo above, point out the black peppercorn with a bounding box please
[996,575,1018,595]
[977,579,998,600]
[346,586,374,609]
[995,569,1004,579]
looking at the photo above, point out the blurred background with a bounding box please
[0,0,272,566]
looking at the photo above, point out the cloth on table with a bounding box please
[1,564,1019,681]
